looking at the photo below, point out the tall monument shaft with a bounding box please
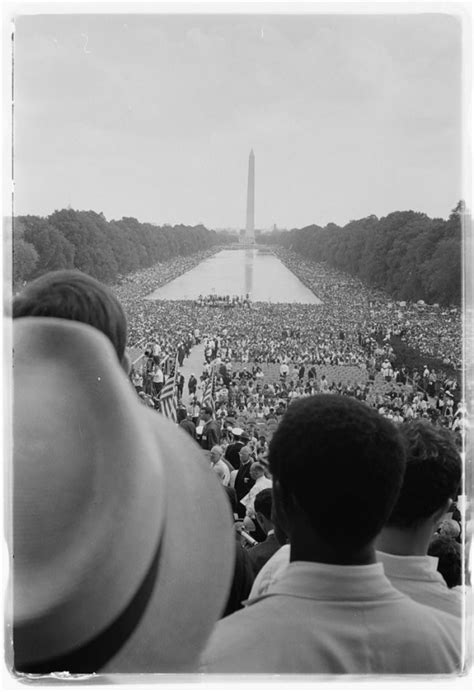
[245,149,255,240]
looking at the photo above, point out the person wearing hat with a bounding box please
[10,317,235,675]
[199,405,221,451]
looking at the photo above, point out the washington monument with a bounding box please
[245,148,255,244]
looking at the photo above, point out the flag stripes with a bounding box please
[202,369,215,410]
[160,374,177,422]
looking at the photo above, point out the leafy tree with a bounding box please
[12,221,38,284]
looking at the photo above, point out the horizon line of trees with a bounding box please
[12,209,235,286]
[258,203,464,306]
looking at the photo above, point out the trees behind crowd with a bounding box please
[12,209,233,287]
[260,203,464,307]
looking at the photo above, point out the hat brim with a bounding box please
[11,318,234,674]
[103,413,235,673]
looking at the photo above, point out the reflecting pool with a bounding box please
[146,248,322,304]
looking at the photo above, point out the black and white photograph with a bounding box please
[4,1,472,685]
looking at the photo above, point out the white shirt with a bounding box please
[239,476,272,518]
[201,561,460,674]
[376,551,463,618]
[211,459,230,487]
[247,544,290,600]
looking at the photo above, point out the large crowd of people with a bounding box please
[10,256,466,678]
[120,247,463,437]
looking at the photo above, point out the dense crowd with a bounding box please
[196,294,252,308]
[120,248,463,436]
[273,247,462,369]
[12,266,466,676]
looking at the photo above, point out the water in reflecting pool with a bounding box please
[146,248,322,304]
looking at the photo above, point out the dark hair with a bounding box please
[254,488,272,521]
[268,395,406,549]
[13,270,127,360]
[428,534,462,588]
[387,420,462,528]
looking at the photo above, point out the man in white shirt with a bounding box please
[239,462,272,529]
[201,395,461,675]
[376,419,463,618]
[209,445,230,486]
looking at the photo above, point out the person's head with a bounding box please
[200,406,213,421]
[428,534,462,588]
[13,270,129,372]
[386,420,461,530]
[249,461,265,481]
[254,488,273,535]
[268,395,406,553]
[210,445,223,465]
[238,446,251,464]
[437,518,461,539]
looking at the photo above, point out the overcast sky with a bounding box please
[13,11,463,229]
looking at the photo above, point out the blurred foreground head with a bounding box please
[13,270,128,368]
[10,317,234,675]
[268,395,406,553]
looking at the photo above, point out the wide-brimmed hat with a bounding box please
[10,317,235,675]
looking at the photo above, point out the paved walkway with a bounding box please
[179,343,205,406]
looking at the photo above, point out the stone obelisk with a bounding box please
[245,149,255,244]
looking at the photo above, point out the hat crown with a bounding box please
[13,318,166,664]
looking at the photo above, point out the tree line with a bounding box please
[12,209,233,286]
[259,203,464,306]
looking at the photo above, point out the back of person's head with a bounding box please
[254,488,272,522]
[386,420,462,529]
[13,270,128,362]
[437,518,461,539]
[268,394,406,550]
[250,461,265,479]
[428,534,462,588]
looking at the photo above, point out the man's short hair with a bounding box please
[268,395,406,549]
[13,270,128,360]
[201,405,213,416]
[250,461,265,476]
[387,420,462,528]
[254,488,272,521]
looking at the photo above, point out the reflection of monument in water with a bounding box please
[244,248,254,296]
[240,148,255,245]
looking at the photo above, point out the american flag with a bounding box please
[159,374,177,422]
[202,370,215,410]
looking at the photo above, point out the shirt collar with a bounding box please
[249,560,402,605]
[376,550,442,583]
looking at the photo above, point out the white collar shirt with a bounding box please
[376,551,463,618]
[201,561,461,675]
